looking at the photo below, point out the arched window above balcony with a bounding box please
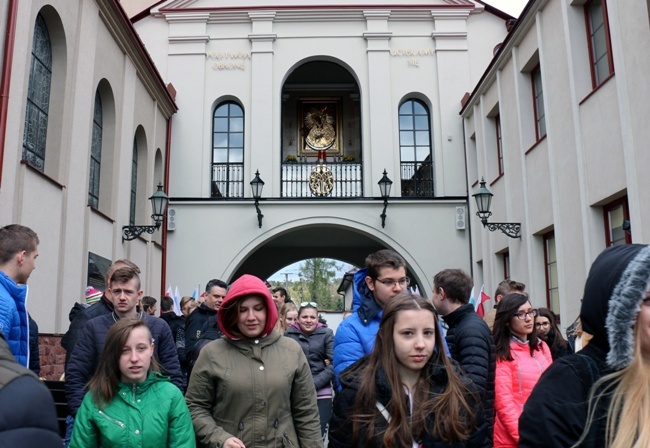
[211,101,244,198]
[398,99,434,197]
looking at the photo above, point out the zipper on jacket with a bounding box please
[98,410,125,428]
[131,383,137,403]
[238,421,244,440]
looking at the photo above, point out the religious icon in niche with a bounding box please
[299,99,342,155]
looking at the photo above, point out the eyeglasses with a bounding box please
[535,321,550,327]
[300,302,318,308]
[514,309,537,320]
[374,277,410,288]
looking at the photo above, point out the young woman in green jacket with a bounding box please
[69,318,195,448]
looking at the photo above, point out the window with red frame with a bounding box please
[543,232,560,314]
[496,114,504,177]
[585,0,614,88]
[604,197,631,246]
[531,66,546,141]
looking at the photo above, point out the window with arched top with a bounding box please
[22,13,52,172]
[211,101,244,198]
[88,91,103,208]
[130,137,138,226]
[398,99,434,197]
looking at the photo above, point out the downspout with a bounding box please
[0,0,19,189]
[161,116,172,297]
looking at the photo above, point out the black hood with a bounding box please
[580,244,648,357]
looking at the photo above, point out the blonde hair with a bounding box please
[575,321,650,448]
[279,302,298,332]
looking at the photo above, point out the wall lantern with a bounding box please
[472,178,521,239]
[122,183,169,242]
[378,169,393,228]
[250,169,265,228]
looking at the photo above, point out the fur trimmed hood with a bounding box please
[580,244,650,370]
[606,245,650,369]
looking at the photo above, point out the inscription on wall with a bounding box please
[206,51,251,71]
[390,48,434,68]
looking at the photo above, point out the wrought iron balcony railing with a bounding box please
[281,162,363,198]
[400,161,434,198]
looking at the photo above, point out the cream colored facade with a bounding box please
[133,1,509,299]
[461,0,650,328]
[0,0,176,333]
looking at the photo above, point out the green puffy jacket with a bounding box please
[69,372,194,448]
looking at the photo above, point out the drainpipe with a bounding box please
[0,0,19,189]
[160,116,172,297]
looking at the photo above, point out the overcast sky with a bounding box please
[483,0,528,17]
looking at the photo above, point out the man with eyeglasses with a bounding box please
[333,249,408,388]
[431,269,495,446]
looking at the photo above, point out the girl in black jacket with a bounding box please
[329,293,484,448]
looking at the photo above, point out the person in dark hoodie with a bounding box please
[519,244,650,447]
[0,331,61,447]
[284,301,334,439]
[185,274,321,448]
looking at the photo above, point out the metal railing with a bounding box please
[211,163,244,198]
[400,161,434,197]
[281,162,363,198]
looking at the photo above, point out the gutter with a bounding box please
[160,114,173,297]
[0,0,18,190]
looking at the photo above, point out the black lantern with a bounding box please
[250,170,265,228]
[378,169,393,228]
[472,178,521,238]
[122,183,169,242]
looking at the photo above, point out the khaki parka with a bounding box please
[186,330,321,448]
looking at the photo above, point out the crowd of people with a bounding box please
[2,223,650,447]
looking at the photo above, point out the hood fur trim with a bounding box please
[606,245,650,370]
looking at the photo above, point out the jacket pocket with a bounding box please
[98,410,126,429]
[282,433,297,448]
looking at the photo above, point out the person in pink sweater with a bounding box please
[492,293,552,447]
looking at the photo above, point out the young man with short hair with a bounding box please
[61,258,140,367]
[431,268,495,445]
[185,279,227,362]
[65,267,184,420]
[141,295,158,315]
[333,249,408,387]
[483,279,526,330]
[0,224,39,366]
[272,287,289,309]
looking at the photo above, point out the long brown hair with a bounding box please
[537,307,568,353]
[346,294,475,447]
[493,293,540,361]
[87,318,159,408]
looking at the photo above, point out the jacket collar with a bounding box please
[353,269,383,325]
[226,329,281,352]
[0,270,27,302]
[442,303,474,326]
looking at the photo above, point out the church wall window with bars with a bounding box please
[22,13,52,172]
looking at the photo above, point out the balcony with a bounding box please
[281,161,363,198]
[401,161,434,197]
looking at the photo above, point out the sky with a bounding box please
[267,259,354,283]
[483,0,528,17]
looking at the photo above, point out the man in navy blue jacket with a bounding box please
[65,267,184,417]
